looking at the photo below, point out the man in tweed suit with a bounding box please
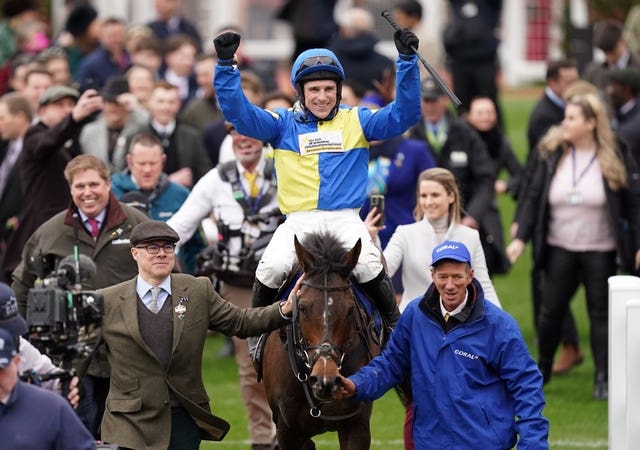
[100,220,295,450]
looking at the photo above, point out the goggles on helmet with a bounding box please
[296,56,340,76]
[291,50,345,86]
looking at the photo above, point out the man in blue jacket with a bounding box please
[213,28,421,330]
[0,327,96,450]
[336,240,549,449]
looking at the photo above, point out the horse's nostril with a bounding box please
[309,375,319,386]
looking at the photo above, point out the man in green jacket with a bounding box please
[11,153,149,437]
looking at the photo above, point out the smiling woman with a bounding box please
[368,167,499,313]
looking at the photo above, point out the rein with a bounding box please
[286,274,365,420]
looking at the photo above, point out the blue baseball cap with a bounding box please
[0,282,27,337]
[0,327,17,368]
[431,240,471,266]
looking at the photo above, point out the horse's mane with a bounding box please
[299,231,354,279]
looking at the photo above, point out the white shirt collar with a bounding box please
[151,119,176,136]
[439,291,469,318]
[78,208,107,226]
[136,275,172,298]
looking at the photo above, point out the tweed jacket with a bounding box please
[100,273,288,449]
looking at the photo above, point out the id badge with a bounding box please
[567,190,583,205]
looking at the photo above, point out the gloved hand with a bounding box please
[214,32,241,60]
[394,29,418,55]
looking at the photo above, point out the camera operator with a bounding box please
[0,282,80,408]
[0,327,95,450]
[167,122,281,449]
[11,154,149,438]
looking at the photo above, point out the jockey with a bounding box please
[213,29,421,330]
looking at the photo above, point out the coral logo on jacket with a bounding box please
[454,349,479,360]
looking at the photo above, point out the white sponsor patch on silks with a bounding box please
[298,131,344,155]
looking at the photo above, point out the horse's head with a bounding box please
[293,232,361,402]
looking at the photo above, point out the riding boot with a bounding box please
[359,270,400,341]
[249,280,280,365]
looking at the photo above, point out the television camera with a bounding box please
[26,253,103,367]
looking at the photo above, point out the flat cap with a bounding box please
[606,68,640,91]
[130,220,180,246]
[421,77,443,101]
[102,75,129,102]
[38,85,80,107]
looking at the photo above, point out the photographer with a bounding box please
[0,282,80,408]
[11,154,149,438]
[167,122,281,449]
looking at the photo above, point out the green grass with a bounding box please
[200,94,608,449]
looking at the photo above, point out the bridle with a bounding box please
[286,273,363,420]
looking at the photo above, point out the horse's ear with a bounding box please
[294,234,313,272]
[344,238,361,271]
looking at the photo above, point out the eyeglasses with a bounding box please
[135,244,176,254]
[295,55,339,77]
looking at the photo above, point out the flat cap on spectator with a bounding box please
[102,75,129,102]
[38,85,79,106]
[0,328,17,368]
[606,68,640,91]
[421,77,444,101]
[0,283,27,337]
[130,221,179,246]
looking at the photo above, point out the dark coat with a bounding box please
[0,141,23,237]
[515,91,565,224]
[616,99,640,168]
[515,144,640,273]
[329,32,394,92]
[2,115,87,279]
[409,116,495,223]
[147,18,202,52]
[75,46,131,91]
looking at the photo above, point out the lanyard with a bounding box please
[236,177,265,215]
[571,147,597,187]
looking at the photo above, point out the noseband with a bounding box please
[298,275,353,372]
[287,274,362,420]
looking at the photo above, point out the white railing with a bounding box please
[608,275,640,449]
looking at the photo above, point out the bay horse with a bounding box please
[261,231,381,450]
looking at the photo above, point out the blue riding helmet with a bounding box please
[291,48,345,88]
